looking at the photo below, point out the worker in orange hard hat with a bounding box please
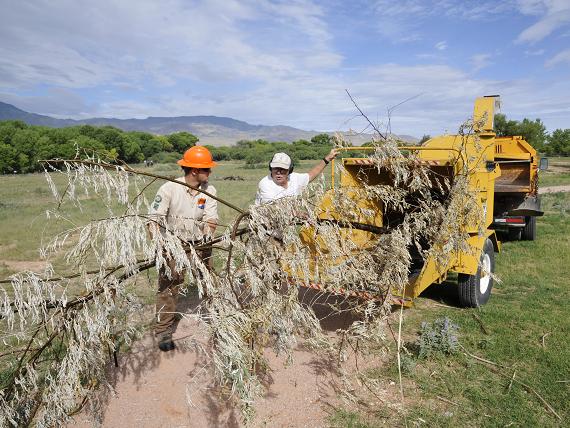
[176,145,218,169]
[149,145,218,352]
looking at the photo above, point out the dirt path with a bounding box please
[71,292,395,427]
[539,185,570,194]
[0,259,47,272]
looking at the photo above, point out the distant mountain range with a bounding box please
[0,101,418,146]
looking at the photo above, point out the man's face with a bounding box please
[271,167,289,186]
[193,168,211,183]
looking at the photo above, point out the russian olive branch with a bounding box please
[39,158,245,214]
[0,229,248,316]
[1,124,490,425]
[345,89,387,140]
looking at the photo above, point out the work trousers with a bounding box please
[155,247,212,337]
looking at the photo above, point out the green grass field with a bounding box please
[541,157,570,187]
[1,158,569,427]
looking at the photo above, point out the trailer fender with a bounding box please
[454,230,500,275]
[487,230,501,253]
[509,195,544,217]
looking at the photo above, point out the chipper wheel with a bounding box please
[458,238,495,308]
[507,227,521,241]
[521,216,537,241]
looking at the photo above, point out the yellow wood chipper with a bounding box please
[292,96,544,308]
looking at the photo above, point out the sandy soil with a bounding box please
[71,291,396,428]
[0,259,47,272]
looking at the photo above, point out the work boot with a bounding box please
[171,313,183,334]
[158,340,176,352]
[157,332,176,352]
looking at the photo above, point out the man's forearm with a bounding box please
[204,219,217,236]
[308,148,338,182]
[307,159,328,182]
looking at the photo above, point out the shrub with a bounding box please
[150,151,181,164]
[418,317,460,359]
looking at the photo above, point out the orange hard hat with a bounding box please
[177,146,217,168]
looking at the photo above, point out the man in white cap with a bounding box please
[255,148,338,204]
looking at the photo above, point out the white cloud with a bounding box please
[75,62,501,135]
[516,0,548,15]
[373,0,514,20]
[369,1,515,44]
[524,49,546,56]
[331,64,498,135]
[372,0,428,17]
[0,0,339,91]
[470,54,493,72]
[515,0,570,43]
[545,48,570,67]
[435,41,447,51]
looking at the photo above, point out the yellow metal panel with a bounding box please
[473,96,500,134]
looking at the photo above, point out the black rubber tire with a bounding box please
[458,238,495,308]
[521,216,536,241]
[507,228,521,241]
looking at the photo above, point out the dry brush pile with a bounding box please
[0,127,484,426]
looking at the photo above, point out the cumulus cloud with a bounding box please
[329,64,500,135]
[0,0,339,90]
[80,62,503,135]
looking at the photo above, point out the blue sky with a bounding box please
[0,0,569,138]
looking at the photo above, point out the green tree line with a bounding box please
[2,114,568,174]
[0,120,336,174]
[207,133,335,168]
[415,115,569,156]
[0,121,198,174]
[494,114,570,156]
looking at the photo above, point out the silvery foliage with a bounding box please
[1,160,148,427]
[418,317,460,359]
[1,128,483,425]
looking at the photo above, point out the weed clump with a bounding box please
[418,317,460,359]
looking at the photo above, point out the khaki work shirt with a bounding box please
[149,177,218,242]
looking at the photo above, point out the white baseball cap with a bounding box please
[270,152,292,169]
